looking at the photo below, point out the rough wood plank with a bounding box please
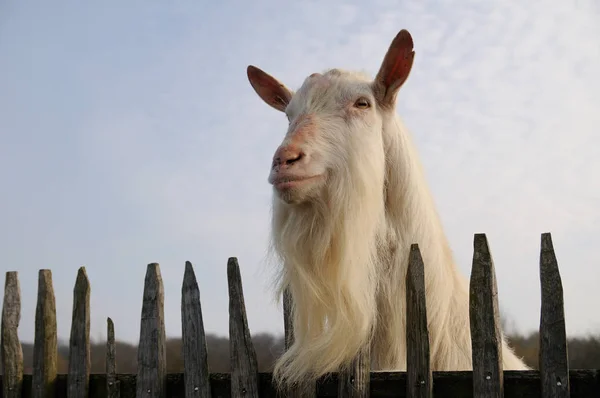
[181,261,211,398]
[469,233,503,398]
[67,267,91,398]
[405,244,432,398]
[6,370,600,398]
[32,269,58,398]
[539,232,570,397]
[337,345,371,397]
[1,271,23,398]
[283,288,294,350]
[106,317,119,398]
[136,263,167,398]
[227,257,260,397]
[282,287,316,397]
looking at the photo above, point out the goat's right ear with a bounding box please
[247,65,293,113]
[374,29,415,108]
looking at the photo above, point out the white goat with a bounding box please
[246,28,529,388]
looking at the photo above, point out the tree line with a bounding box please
[4,330,600,374]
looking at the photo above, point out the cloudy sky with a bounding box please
[1,1,599,346]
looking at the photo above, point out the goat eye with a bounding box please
[354,98,370,109]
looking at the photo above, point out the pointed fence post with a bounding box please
[106,317,119,398]
[67,267,91,398]
[228,257,260,397]
[469,234,503,398]
[1,271,23,398]
[406,244,432,398]
[181,261,211,398]
[539,233,570,397]
[32,269,58,398]
[136,263,167,398]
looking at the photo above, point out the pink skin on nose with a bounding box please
[272,145,303,170]
[270,114,318,188]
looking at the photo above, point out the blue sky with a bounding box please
[1,0,599,345]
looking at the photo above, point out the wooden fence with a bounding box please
[0,232,599,397]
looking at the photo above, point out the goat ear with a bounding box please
[374,29,415,107]
[247,65,293,112]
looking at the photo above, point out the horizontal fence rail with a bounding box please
[0,232,599,397]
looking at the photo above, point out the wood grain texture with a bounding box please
[282,287,316,397]
[227,257,260,397]
[31,269,58,398]
[405,244,432,398]
[136,263,167,398]
[1,271,23,398]
[181,261,211,398]
[283,288,294,351]
[469,234,503,398]
[539,232,570,397]
[67,267,91,398]
[337,345,371,397]
[106,317,119,398]
[2,370,599,397]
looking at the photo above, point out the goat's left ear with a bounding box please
[247,65,293,113]
[374,29,415,107]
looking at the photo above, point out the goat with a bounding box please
[246,28,529,388]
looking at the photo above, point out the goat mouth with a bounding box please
[271,175,322,190]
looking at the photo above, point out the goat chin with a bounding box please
[271,157,386,387]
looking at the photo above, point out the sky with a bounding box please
[1,0,599,346]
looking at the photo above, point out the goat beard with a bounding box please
[269,156,388,388]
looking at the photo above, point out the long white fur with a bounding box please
[247,35,529,390]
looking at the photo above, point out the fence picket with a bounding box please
[469,233,503,398]
[337,345,371,397]
[405,244,432,398]
[1,271,23,398]
[181,261,211,398]
[136,263,167,398]
[282,288,316,397]
[31,269,58,398]
[106,317,119,398]
[283,288,294,351]
[539,232,570,397]
[227,257,260,397]
[67,267,91,398]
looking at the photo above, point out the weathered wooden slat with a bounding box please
[181,261,211,398]
[106,317,119,398]
[338,345,371,397]
[136,263,167,398]
[10,370,600,398]
[405,244,432,398]
[227,257,260,397]
[283,288,294,351]
[1,271,23,398]
[67,267,91,398]
[469,233,503,398]
[282,287,316,397]
[539,232,570,397]
[32,269,58,398]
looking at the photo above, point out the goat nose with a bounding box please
[273,147,304,168]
